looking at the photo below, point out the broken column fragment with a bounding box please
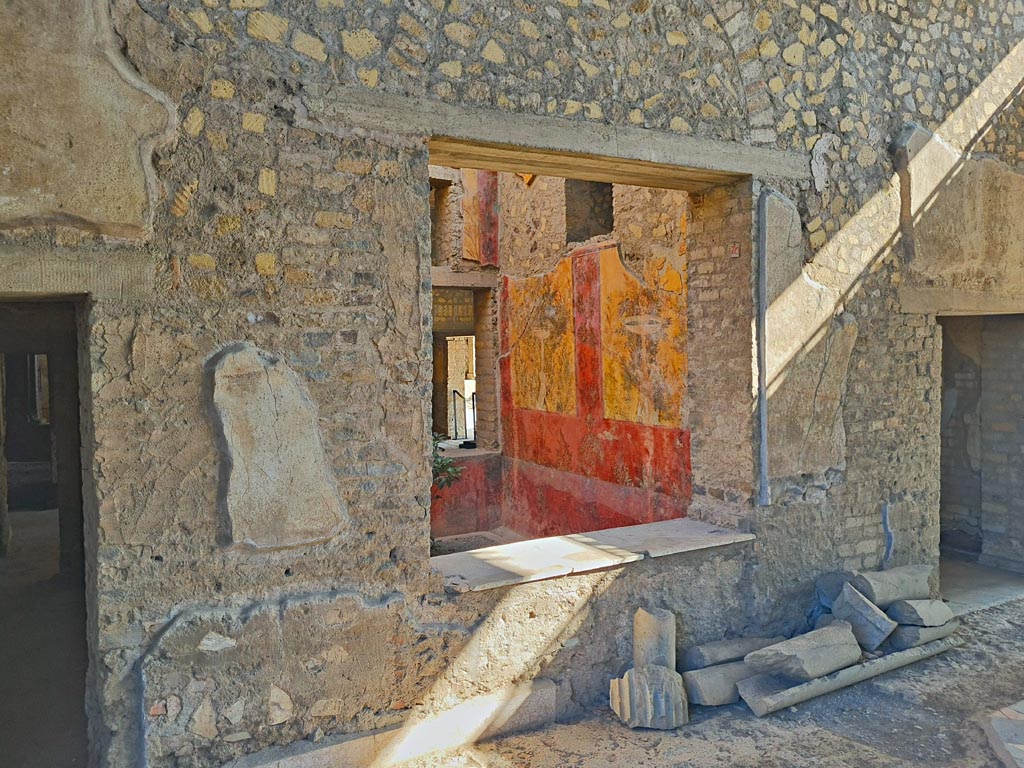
[831,583,897,651]
[849,565,933,608]
[610,665,688,729]
[633,607,675,668]
[610,607,687,729]
[683,661,754,706]
[886,599,954,627]
[744,622,861,681]
[888,619,960,650]
[815,570,858,609]
[682,636,786,671]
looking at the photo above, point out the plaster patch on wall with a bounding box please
[0,0,175,237]
[207,343,347,549]
[768,312,858,479]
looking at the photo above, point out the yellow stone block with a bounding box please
[283,266,312,285]
[182,107,205,137]
[768,76,785,94]
[821,3,838,21]
[628,109,643,124]
[247,11,289,44]
[611,13,630,28]
[211,79,235,98]
[205,130,229,151]
[189,9,214,34]
[753,11,772,33]
[439,60,463,78]
[700,102,721,119]
[669,116,689,132]
[802,111,817,126]
[563,100,582,116]
[443,22,475,47]
[585,101,602,119]
[578,58,599,77]
[293,30,327,61]
[809,230,827,249]
[314,211,354,228]
[254,252,277,276]
[482,39,506,64]
[519,19,540,39]
[258,168,277,197]
[341,28,382,59]
[357,68,379,87]
[242,112,267,133]
[666,31,688,46]
[759,39,780,57]
[782,42,805,66]
[230,0,267,8]
[777,110,797,131]
[215,216,241,236]
[188,254,217,271]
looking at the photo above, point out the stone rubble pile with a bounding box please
[613,565,962,727]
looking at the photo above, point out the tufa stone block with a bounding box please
[886,599,954,627]
[682,660,754,706]
[682,636,786,671]
[744,622,861,681]
[832,583,898,651]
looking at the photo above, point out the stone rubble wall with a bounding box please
[0,0,1020,765]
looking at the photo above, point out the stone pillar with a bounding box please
[633,607,675,669]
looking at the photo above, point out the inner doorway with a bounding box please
[0,301,87,767]
[939,314,1024,614]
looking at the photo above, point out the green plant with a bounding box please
[432,433,463,491]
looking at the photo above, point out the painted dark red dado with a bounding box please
[429,453,501,539]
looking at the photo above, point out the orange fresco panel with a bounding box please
[507,258,577,414]
[599,246,687,427]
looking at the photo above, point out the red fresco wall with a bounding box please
[429,453,502,539]
[498,241,692,538]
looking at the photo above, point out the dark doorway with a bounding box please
[0,301,87,767]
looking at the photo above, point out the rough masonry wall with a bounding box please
[0,0,1021,764]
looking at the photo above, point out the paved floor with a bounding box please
[941,557,1024,615]
[0,509,88,767]
[403,594,1024,768]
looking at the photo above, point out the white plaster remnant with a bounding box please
[208,342,347,549]
[198,631,237,652]
[268,685,294,725]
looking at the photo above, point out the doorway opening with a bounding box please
[0,301,88,767]
[938,315,1024,614]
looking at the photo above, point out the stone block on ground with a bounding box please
[984,699,1024,768]
[814,613,839,629]
[610,664,688,729]
[886,599,954,627]
[682,660,753,706]
[849,565,933,608]
[744,622,861,681]
[888,619,960,651]
[738,636,962,717]
[815,570,858,609]
[832,583,898,651]
[682,636,786,671]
